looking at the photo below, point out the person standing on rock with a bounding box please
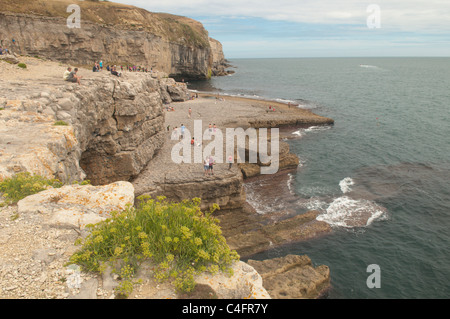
[180,124,186,139]
[99,60,103,71]
[209,155,215,175]
[172,126,178,140]
[227,155,233,170]
[204,157,210,176]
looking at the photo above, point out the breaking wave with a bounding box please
[339,177,355,194]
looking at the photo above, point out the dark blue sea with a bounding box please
[189,57,450,299]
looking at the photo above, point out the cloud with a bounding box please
[118,0,450,33]
[114,0,450,57]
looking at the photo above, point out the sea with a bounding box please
[188,57,450,299]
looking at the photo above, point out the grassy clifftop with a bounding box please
[1,0,210,48]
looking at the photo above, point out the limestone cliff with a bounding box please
[0,0,229,80]
[0,57,189,185]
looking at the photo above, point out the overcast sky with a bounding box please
[116,0,450,58]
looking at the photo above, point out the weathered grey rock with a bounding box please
[0,54,19,64]
[0,9,228,80]
[0,69,188,185]
[17,181,135,229]
[195,261,271,299]
[70,278,98,299]
[127,260,270,299]
[32,248,58,265]
[247,255,330,299]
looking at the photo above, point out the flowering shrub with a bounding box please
[0,172,63,204]
[68,196,239,296]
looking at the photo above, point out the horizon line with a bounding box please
[226,56,450,60]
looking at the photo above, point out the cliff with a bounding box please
[0,56,187,185]
[0,0,229,80]
[1,57,333,299]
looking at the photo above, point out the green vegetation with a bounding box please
[53,120,69,126]
[0,172,63,204]
[67,196,239,297]
[17,63,27,69]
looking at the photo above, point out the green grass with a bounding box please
[17,63,27,69]
[0,172,63,204]
[67,196,239,297]
[53,121,69,126]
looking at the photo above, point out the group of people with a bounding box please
[204,156,216,175]
[63,67,82,85]
[92,60,103,72]
[0,46,10,55]
[204,155,234,175]
[92,61,122,77]
[94,63,152,73]
[128,65,152,73]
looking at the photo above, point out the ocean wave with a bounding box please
[292,125,332,137]
[316,196,388,228]
[287,173,295,194]
[359,64,378,69]
[339,177,355,194]
[275,98,299,105]
[304,125,332,133]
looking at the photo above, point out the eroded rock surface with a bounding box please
[248,255,330,299]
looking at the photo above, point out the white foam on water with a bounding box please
[287,173,295,194]
[316,196,387,228]
[305,198,328,211]
[275,98,298,105]
[359,64,378,68]
[339,177,355,194]
[292,125,331,138]
[304,125,331,133]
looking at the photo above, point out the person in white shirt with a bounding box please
[63,67,72,81]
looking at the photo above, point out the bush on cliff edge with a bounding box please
[68,196,240,297]
[0,172,63,204]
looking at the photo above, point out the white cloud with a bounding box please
[117,0,450,33]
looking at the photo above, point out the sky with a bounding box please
[116,0,450,58]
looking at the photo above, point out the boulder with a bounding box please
[17,181,135,229]
[247,255,330,299]
[195,261,270,299]
[0,54,19,64]
[127,260,271,299]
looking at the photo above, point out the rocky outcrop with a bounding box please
[0,107,82,182]
[132,140,247,212]
[247,255,330,299]
[128,260,270,299]
[0,183,268,299]
[216,206,332,258]
[0,53,19,65]
[239,139,300,179]
[17,181,135,230]
[0,0,228,80]
[0,65,190,185]
[0,182,135,299]
[208,38,234,77]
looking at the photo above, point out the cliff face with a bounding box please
[0,0,228,80]
[0,57,189,185]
